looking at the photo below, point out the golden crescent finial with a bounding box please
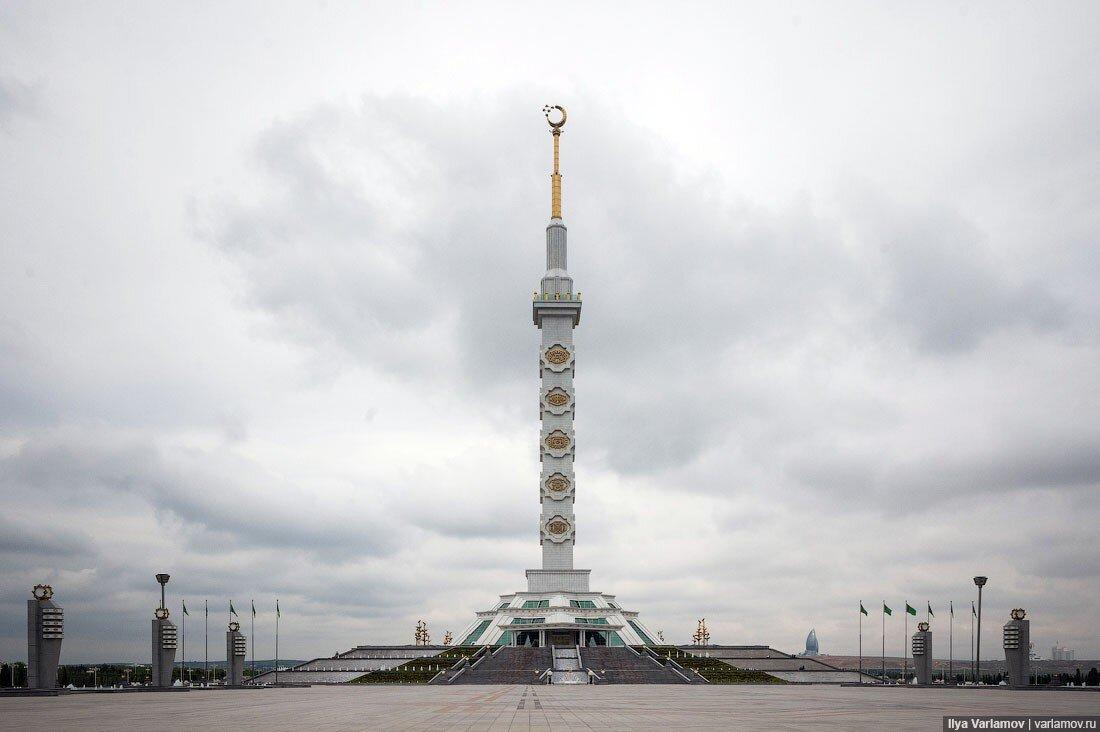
[543,104,567,130]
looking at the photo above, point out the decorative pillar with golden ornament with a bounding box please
[27,584,63,688]
[150,573,178,687]
[692,618,710,647]
[226,620,247,685]
[1003,608,1030,686]
[911,621,932,684]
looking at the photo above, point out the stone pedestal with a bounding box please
[151,617,177,687]
[1003,609,1030,686]
[226,624,246,685]
[26,585,63,689]
[911,625,932,685]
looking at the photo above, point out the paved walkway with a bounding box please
[1,684,1098,731]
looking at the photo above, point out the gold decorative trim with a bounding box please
[545,474,570,493]
[545,431,570,451]
[545,346,570,365]
[547,519,570,535]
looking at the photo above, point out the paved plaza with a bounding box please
[2,685,1098,731]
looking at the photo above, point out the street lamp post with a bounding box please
[973,576,987,685]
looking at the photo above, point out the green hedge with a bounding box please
[352,646,482,684]
[352,669,438,684]
[646,646,786,685]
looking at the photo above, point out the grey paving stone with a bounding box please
[0,684,1097,731]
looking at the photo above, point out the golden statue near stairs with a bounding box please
[414,620,431,646]
[692,618,710,646]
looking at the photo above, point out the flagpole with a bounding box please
[881,602,885,683]
[927,603,933,681]
[180,601,185,686]
[904,608,908,685]
[858,604,863,684]
[970,603,975,684]
[949,601,954,685]
[250,600,255,683]
[275,600,280,686]
[204,599,209,686]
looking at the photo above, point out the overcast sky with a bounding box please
[2,1,1098,664]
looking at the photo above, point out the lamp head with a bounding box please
[973,576,987,587]
[156,573,171,586]
[1011,608,1026,620]
[229,621,240,632]
[32,584,54,601]
[918,621,930,632]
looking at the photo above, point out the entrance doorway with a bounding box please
[547,631,577,647]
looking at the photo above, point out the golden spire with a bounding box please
[543,105,567,218]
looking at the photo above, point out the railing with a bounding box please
[663,657,698,684]
[640,647,666,667]
[533,292,582,301]
[469,646,494,670]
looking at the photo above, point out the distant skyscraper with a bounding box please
[800,628,820,656]
[1051,643,1076,661]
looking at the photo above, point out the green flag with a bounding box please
[230,601,238,617]
[251,600,256,618]
[860,602,868,616]
[883,603,892,616]
[182,600,189,616]
[950,601,954,617]
[276,600,280,618]
[906,603,917,616]
[972,601,976,617]
[927,602,934,618]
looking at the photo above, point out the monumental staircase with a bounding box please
[583,646,697,684]
[443,646,552,684]
[437,645,700,685]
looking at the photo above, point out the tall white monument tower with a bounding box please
[456,107,658,649]
[532,104,583,582]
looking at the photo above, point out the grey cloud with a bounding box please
[787,434,1100,509]
[869,204,1066,353]
[1,432,401,561]
[204,94,1087,499]
[0,515,90,557]
[0,75,39,129]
